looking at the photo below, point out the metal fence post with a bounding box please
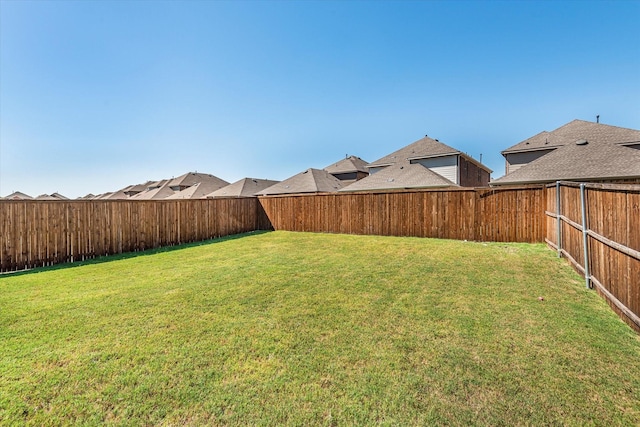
[580,183,591,289]
[556,181,562,257]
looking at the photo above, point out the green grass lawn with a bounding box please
[1,231,639,426]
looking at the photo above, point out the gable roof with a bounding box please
[491,139,640,185]
[502,120,640,154]
[165,179,229,199]
[35,194,58,200]
[324,155,369,174]
[129,179,176,200]
[257,168,344,195]
[368,136,492,173]
[35,192,68,200]
[97,188,133,200]
[206,178,280,198]
[340,161,457,192]
[368,136,461,168]
[4,191,33,200]
[168,172,228,190]
[123,182,153,196]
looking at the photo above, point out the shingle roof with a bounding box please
[4,191,33,200]
[35,193,68,200]
[168,172,228,190]
[339,161,457,192]
[97,188,132,200]
[368,136,492,173]
[324,155,369,174]
[123,182,152,196]
[129,180,176,200]
[165,179,229,199]
[35,194,58,200]
[502,120,640,154]
[257,168,344,195]
[368,136,462,168]
[492,139,640,185]
[206,178,280,198]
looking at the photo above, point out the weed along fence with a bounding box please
[545,182,640,333]
[0,198,270,272]
[258,186,547,242]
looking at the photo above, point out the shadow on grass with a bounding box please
[0,230,272,279]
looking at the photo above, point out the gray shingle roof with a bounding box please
[129,180,176,199]
[35,193,68,200]
[368,136,492,173]
[492,138,640,185]
[339,161,457,192]
[165,179,228,199]
[502,120,640,154]
[368,136,462,168]
[4,191,33,200]
[257,168,344,195]
[324,155,369,174]
[168,172,229,191]
[35,194,58,200]
[206,178,280,198]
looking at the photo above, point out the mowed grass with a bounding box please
[1,231,639,426]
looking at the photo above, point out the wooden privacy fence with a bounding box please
[545,182,640,333]
[0,198,270,272]
[258,186,547,243]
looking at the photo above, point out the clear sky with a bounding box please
[1,0,639,198]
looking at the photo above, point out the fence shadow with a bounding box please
[0,230,271,279]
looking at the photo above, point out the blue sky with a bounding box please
[1,0,639,198]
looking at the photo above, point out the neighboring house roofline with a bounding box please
[501,119,640,156]
[405,151,459,162]
[500,145,563,155]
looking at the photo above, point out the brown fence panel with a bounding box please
[545,182,640,333]
[0,198,269,273]
[259,187,546,243]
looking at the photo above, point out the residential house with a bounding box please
[367,136,492,187]
[35,192,68,200]
[340,162,456,192]
[164,172,230,199]
[257,168,344,196]
[323,155,369,184]
[4,191,33,200]
[492,119,640,186]
[129,180,176,200]
[168,172,228,192]
[206,178,280,198]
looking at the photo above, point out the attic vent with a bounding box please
[576,139,588,146]
[387,178,395,182]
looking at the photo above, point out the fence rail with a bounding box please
[0,198,270,272]
[258,186,547,243]
[545,181,640,333]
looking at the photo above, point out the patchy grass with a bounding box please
[1,231,639,426]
